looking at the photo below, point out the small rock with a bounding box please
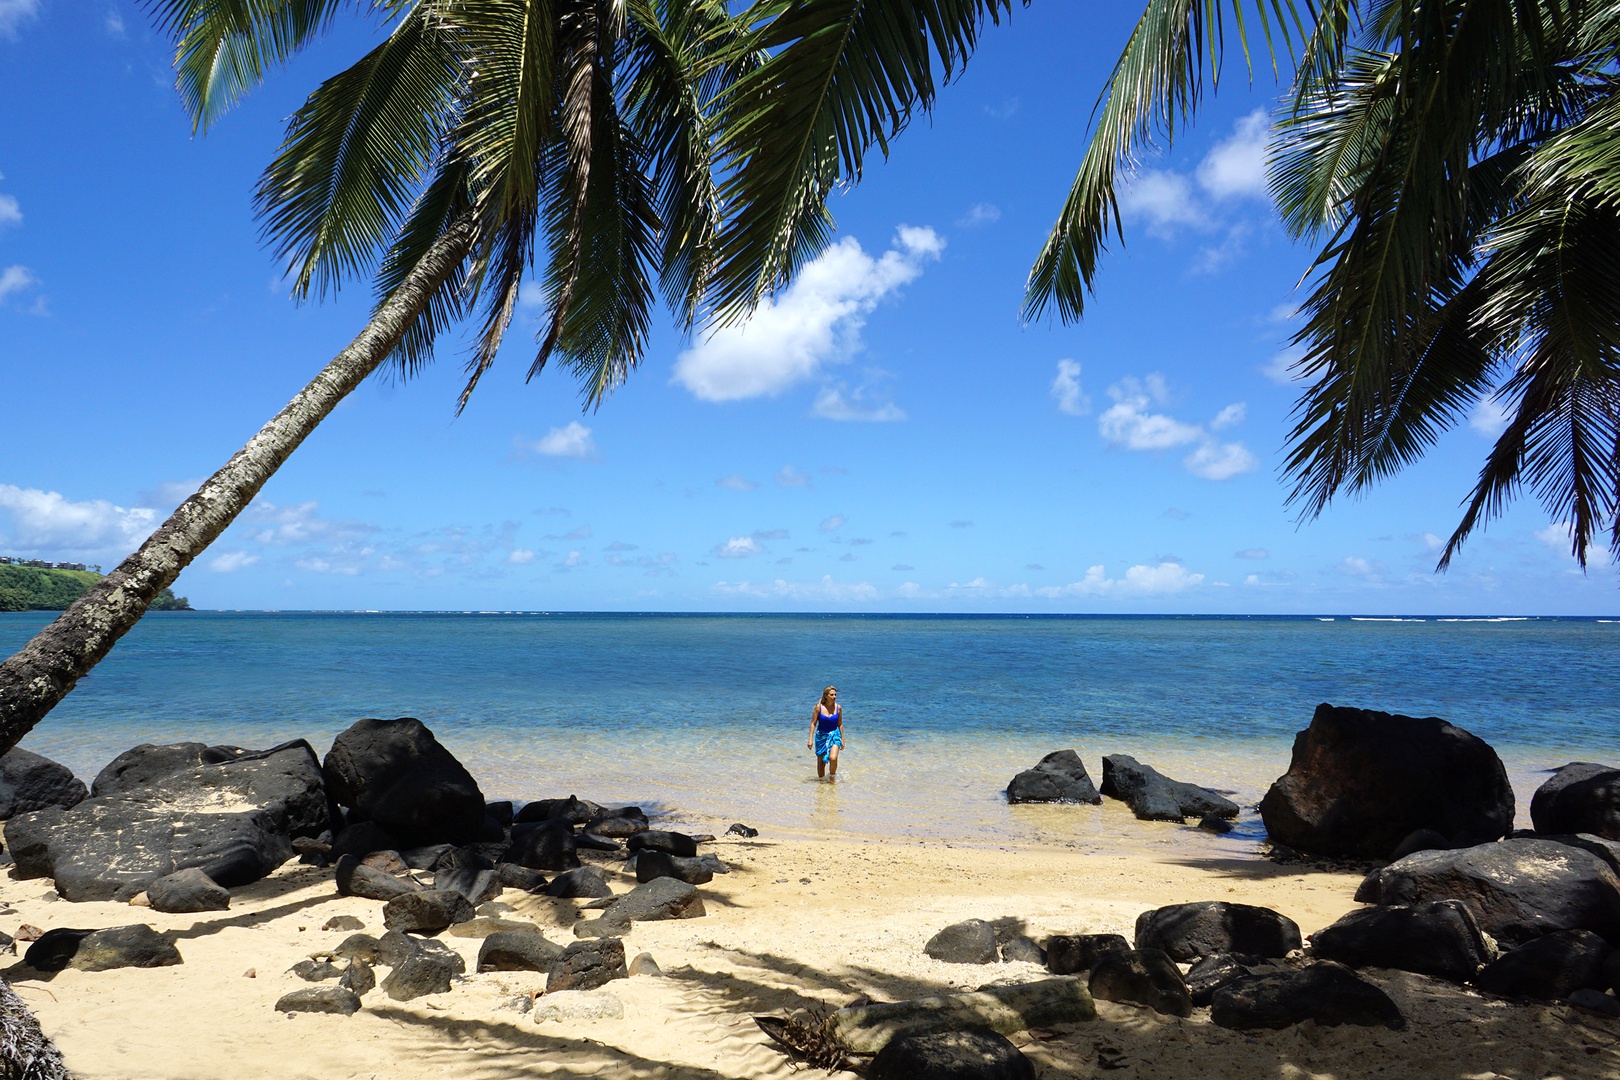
[243,968,256,978]
[633,850,713,887]
[573,832,623,853]
[1136,902,1301,961]
[1211,962,1405,1030]
[381,950,456,1001]
[532,989,625,1022]
[628,951,663,977]
[275,987,361,1016]
[1198,815,1234,834]
[323,915,366,932]
[382,889,476,934]
[332,933,381,964]
[495,863,548,893]
[726,823,758,839]
[1569,988,1620,1017]
[1045,933,1130,976]
[869,1027,1034,1080]
[290,959,343,982]
[1089,948,1192,1017]
[577,877,704,935]
[548,937,627,992]
[999,936,1045,965]
[334,854,421,902]
[129,893,151,908]
[626,831,699,858]
[339,957,375,996]
[478,930,564,973]
[545,866,613,899]
[146,867,231,913]
[924,920,999,965]
[13,924,42,943]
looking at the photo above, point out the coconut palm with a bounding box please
[0,0,758,752]
[711,0,1620,567]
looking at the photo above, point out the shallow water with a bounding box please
[1,612,1614,845]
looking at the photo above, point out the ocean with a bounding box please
[1,612,1615,848]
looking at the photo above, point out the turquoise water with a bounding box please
[1,612,1615,844]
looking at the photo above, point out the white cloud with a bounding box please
[507,549,536,565]
[1210,403,1246,430]
[713,575,879,602]
[208,551,259,573]
[1119,171,1202,235]
[1034,562,1205,597]
[716,475,757,491]
[775,466,811,488]
[715,536,762,559]
[957,202,1001,227]
[1533,521,1609,563]
[0,264,38,301]
[0,484,157,556]
[0,194,20,228]
[1051,359,1090,416]
[1184,440,1258,480]
[528,422,596,459]
[1338,555,1388,581]
[247,500,364,546]
[0,0,39,38]
[295,557,360,576]
[1234,548,1269,560]
[1261,346,1307,385]
[819,515,846,533]
[1470,395,1511,438]
[105,8,124,35]
[558,550,584,569]
[674,227,942,402]
[812,383,906,422]
[1196,110,1271,200]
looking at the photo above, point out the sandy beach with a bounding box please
[6,800,1617,1080]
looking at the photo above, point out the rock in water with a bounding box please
[1089,948,1193,1016]
[323,718,485,846]
[276,987,361,1016]
[145,867,230,913]
[924,920,999,965]
[1135,902,1301,961]
[381,889,476,934]
[505,820,580,872]
[1211,963,1405,1030]
[1259,703,1514,859]
[1044,934,1130,976]
[0,748,86,820]
[1473,929,1612,1000]
[1532,763,1620,840]
[1005,750,1102,805]
[869,1028,1035,1080]
[1355,837,1620,946]
[547,938,627,992]
[1101,756,1237,823]
[1309,900,1490,983]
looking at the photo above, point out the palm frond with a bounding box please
[374,153,475,378]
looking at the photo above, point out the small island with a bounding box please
[0,559,191,612]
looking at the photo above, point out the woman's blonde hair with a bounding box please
[820,686,837,707]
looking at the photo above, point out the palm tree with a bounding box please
[710,0,1620,568]
[0,0,759,753]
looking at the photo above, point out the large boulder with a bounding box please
[1088,948,1192,1016]
[146,867,231,913]
[1532,763,1620,840]
[1472,929,1613,1000]
[1135,902,1301,961]
[1309,901,1490,983]
[24,925,182,972]
[626,831,699,858]
[1259,704,1513,859]
[1100,756,1237,823]
[869,1028,1034,1080]
[0,748,86,819]
[1210,962,1404,1030]
[1006,751,1101,805]
[92,740,330,838]
[504,819,580,872]
[1354,837,1620,946]
[924,920,998,965]
[323,718,484,846]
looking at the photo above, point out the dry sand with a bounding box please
[4,805,1618,1080]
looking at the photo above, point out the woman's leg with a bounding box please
[827,743,839,779]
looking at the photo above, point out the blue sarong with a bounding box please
[814,726,843,763]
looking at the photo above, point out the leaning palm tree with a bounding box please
[0,0,760,753]
[711,0,1620,567]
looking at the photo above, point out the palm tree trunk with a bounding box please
[0,219,476,757]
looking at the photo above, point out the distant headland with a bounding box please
[0,558,191,612]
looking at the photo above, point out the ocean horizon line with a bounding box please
[72,608,1618,620]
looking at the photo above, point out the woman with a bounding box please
[808,686,845,780]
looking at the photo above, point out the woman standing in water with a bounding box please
[808,686,845,780]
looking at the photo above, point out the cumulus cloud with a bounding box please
[1260,346,1308,385]
[1535,521,1610,563]
[674,227,942,402]
[1119,110,1273,246]
[713,575,879,601]
[812,380,907,422]
[0,0,39,38]
[819,515,846,533]
[1051,359,1090,416]
[0,484,157,557]
[1119,171,1202,235]
[527,422,597,459]
[0,264,38,302]
[1035,561,1205,597]
[1184,440,1259,480]
[1196,111,1271,199]
[774,466,811,488]
[716,474,757,491]
[208,551,259,573]
[0,194,20,228]
[507,549,536,564]
[715,536,762,558]
[1337,555,1388,581]
[1210,403,1246,430]
[957,202,1001,227]
[1470,395,1511,438]
[1098,374,1257,481]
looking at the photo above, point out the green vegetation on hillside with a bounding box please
[0,566,191,613]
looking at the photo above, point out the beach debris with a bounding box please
[1532,762,1620,840]
[243,968,256,978]
[533,989,624,1023]
[545,866,612,899]
[381,950,457,1001]
[1259,704,1513,860]
[1006,750,1101,805]
[1569,988,1620,1017]
[1088,948,1192,1017]
[870,1027,1034,1080]
[146,867,230,913]
[999,936,1045,966]
[505,819,580,872]
[626,830,698,858]
[1101,755,1238,824]
[1044,934,1129,976]
[830,977,1094,1054]
[0,747,86,820]
[12,925,42,943]
[322,915,365,932]
[477,929,564,973]
[276,987,362,1016]
[381,888,475,934]
[725,823,758,838]
[332,933,381,964]
[290,959,343,982]
[1185,953,1273,1007]
[925,919,999,965]
[1210,962,1405,1030]
[1356,836,1620,946]
[0,977,73,1080]
[1310,900,1491,983]
[24,924,181,973]
[447,916,536,940]
[335,855,423,902]
[1135,901,1302,962]
[324,718,486,847]
[432,867,500,905]
[628,951,663,977]
[547,938,627,993]
[633,850,713,887]
[1474,929,1611,1000]
[339,957,375,997]
[574,877,704,937]
[754,1010,854,1071]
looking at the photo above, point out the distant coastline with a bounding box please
[0,563,191,612]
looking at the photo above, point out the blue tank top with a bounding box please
[816,705,841,732]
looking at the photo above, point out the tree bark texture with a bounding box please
[0,978,70,1080]
[0,220,475,756]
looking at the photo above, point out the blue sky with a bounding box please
[1,2,1614,615]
